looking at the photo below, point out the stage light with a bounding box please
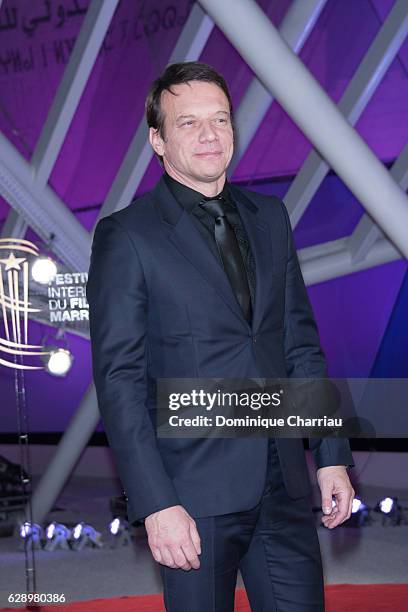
[44,522,71,551]
[70,522,103,551]
[19,522,43,550]
[352,498,366,513]
[375,497,404,526]
[342,497,371,527]
[380,497,394,514]
[108,517,131,548]
[31,257,57,284]
[41,329,74,376]
[46,347,73,377]
[109,517,121,535]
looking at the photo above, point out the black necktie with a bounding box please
[200,197,252,322]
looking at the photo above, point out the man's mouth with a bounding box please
[194,151,222,158]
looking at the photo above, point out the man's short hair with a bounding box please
[145,61,234,150]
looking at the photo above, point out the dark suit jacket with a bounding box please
[87,176,353,524]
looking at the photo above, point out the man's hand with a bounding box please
[317,465,355,529]
[145,505,201,571]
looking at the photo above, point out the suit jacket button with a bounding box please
[253,335,258,343]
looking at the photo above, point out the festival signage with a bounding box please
[0,238,45,370]
[0,237,89,370]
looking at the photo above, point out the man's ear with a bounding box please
[149,127,164,157]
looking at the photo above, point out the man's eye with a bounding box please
[216,118,228,124]
[182,120,194,126]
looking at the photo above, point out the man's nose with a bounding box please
[198,120,218,142]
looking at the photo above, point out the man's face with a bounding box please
[149,81,234,193]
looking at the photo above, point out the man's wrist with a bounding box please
[317,465,348,473]
[145,504,184,523]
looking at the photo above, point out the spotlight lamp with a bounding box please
[108,517,132,548]
[31,256,58,284]
[44,522,71,551]
[46,347,73,377]
[344,497,371,527]
[70,522,103,551]
[375,497,405,526]
[19,522,43,551]
[41,329,74,377]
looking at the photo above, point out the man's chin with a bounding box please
[193,163,228,181]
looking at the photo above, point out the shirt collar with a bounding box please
[164,173,232,213]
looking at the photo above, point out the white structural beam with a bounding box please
[199,0,408,258]
[1,207,28,239]
[31,0,119,189]
[391,141,408,193]
[0,132,90,271]
[300,236,400,286]
[29,386,100,525]
[284,0,408,228]
[349,142,408,262]
[229,0,327,174]
[297,140,408,284]
[97,4,214,222]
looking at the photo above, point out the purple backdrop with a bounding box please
[0,0,407,431]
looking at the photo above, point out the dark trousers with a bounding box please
[160,441,324,611]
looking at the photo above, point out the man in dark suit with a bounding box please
[87,62,354,611]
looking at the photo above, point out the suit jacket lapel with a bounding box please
[152,177,248,326]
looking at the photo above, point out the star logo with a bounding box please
[0,252,26,271]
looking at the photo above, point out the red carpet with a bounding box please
[2,585,407,611]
